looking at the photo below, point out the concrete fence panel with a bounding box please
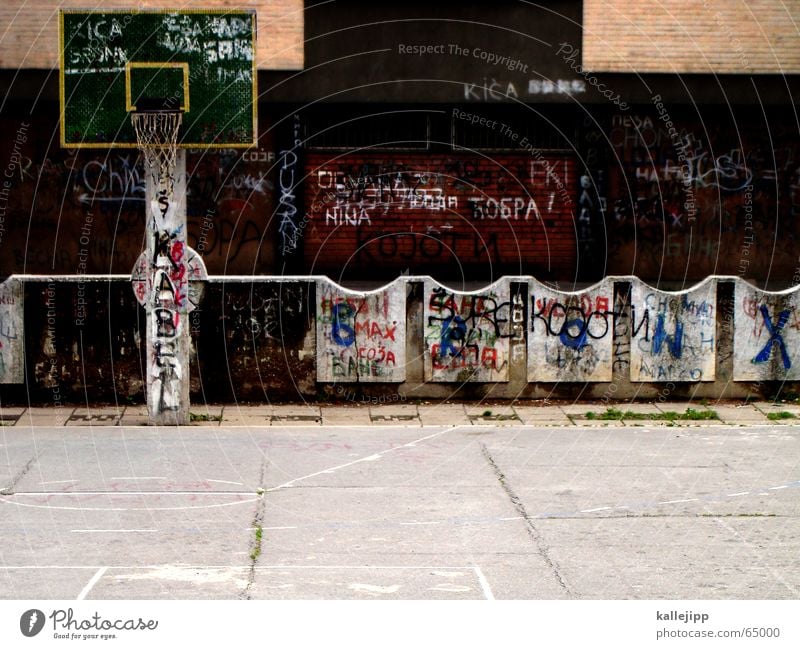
[528,278,615,382]
[629,277,717,382]
[423,278,512,383]
[315,278,406,383]
[734,282,800,381]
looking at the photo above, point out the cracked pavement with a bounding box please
[0,422,798,599]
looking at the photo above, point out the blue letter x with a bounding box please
[753,305,791,369]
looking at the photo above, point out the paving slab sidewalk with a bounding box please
[417,404,471,426]
[4,402,799,428]
[512,405,572,426]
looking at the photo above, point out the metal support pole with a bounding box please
[144,150,189,425]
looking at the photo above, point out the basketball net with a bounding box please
[131,110,182,198]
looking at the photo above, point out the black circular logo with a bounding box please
[20,609,45,637]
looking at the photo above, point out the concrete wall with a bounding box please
[0,114,277,277]
[2,106,799,284]
[2,274,799,404]
[583,108,800,281]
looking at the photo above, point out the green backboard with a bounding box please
[60,9,257,148]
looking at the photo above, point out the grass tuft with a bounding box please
[767,411,796,421]
[582,407,719,422]
[250,525,263,562]
[190,412,223,422]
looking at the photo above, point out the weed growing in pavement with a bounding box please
[250,526,263,562]
[583,407,719,421]
[682,408,718,420]
[767,411,796,421]
[189,412,223,422]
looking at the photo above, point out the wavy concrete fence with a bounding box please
[0,274,798,402]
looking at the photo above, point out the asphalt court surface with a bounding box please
[1,423,798,599]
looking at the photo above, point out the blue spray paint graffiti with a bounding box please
[440,315,468,358]
[331,302,356,347]
[753,305,791,369]
[652,314,683,358]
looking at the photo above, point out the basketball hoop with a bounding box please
[131,108,183,198]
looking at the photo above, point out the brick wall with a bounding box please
[0,113,277,277]
[582,109,800,281]
[0,0,303,70]
[583,0,800,73]
[302,153,578,277]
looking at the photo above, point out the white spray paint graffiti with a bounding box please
[133,150,192,422]
[278,114,302,254]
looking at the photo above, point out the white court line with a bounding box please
[400,521,441,526]
[267,425,464,491]
[658,499,698,505]
[77,567,107,601]
[581,507,611,513]
[71,529,158,533]
[769,485,788,490]
[40,480,79,485]
[3,564,483,570]
[110,477,167,480]
[728,492,749,497]
[498,516,523,521]
[207,479,244,486]
[0,495,259,512]
[8,491,255,496]
[473,566,495,600]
